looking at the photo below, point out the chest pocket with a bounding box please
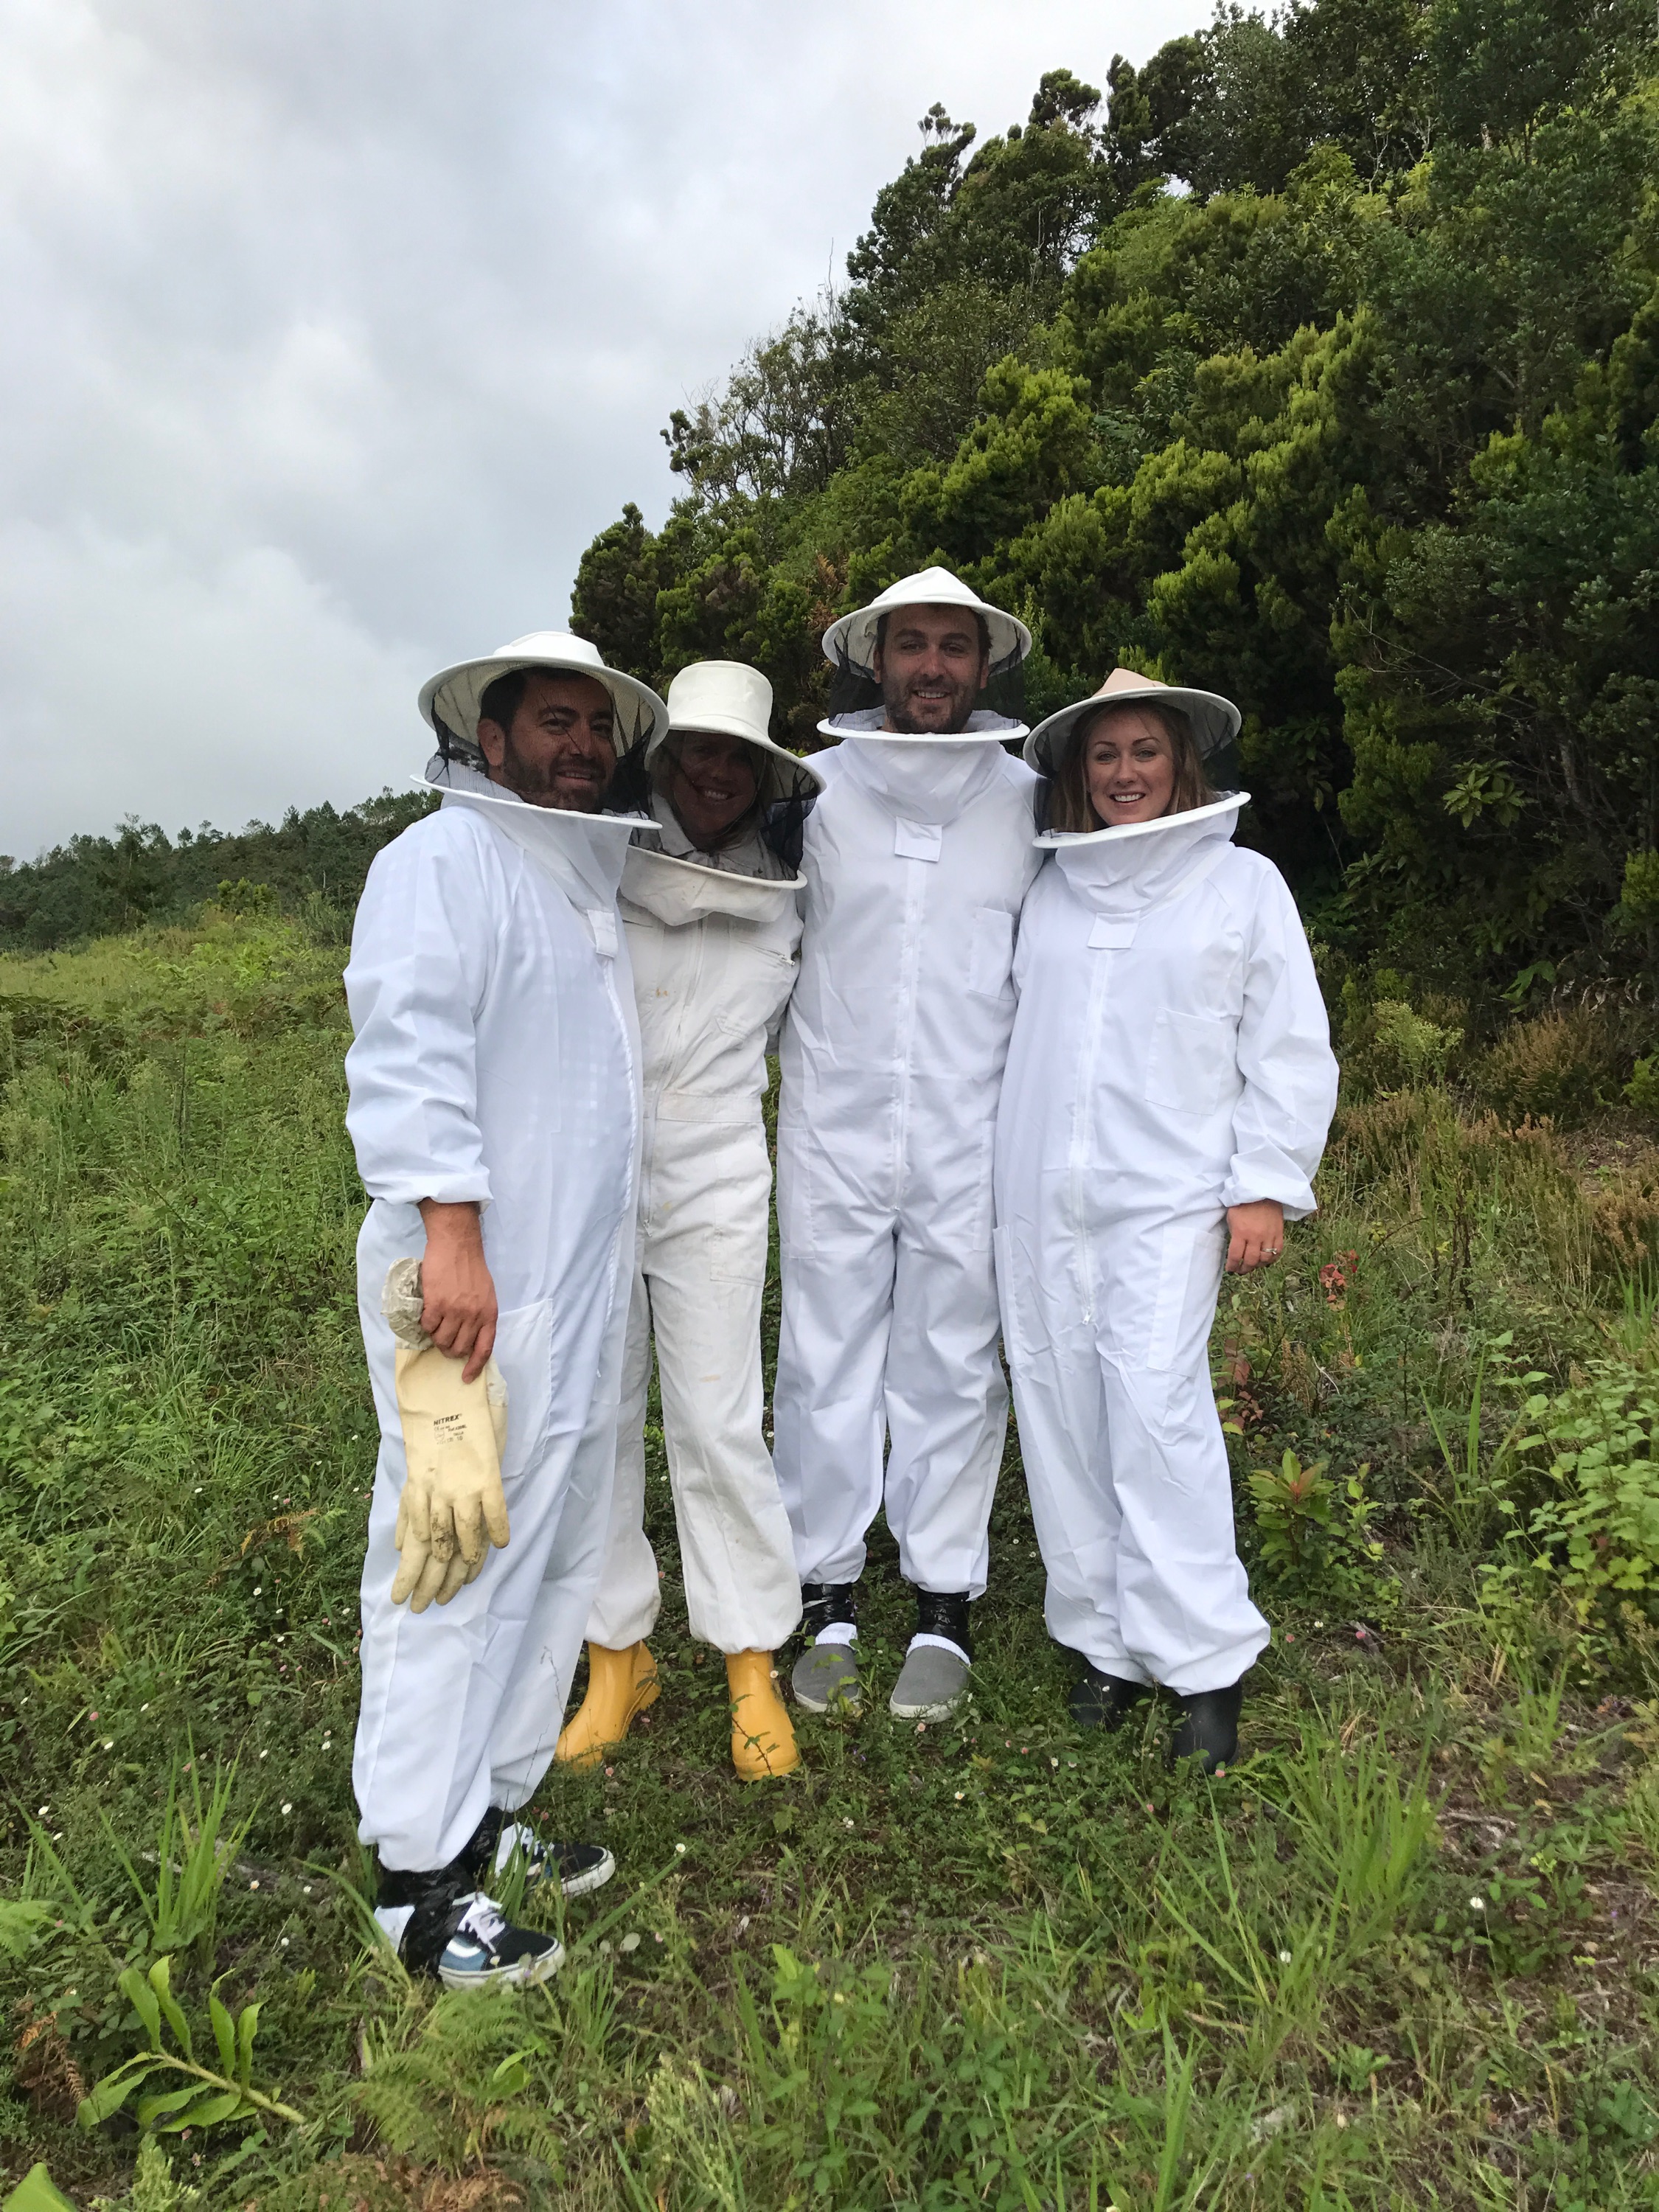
[967,907,1015,999]
[1144,1009,1239,1116]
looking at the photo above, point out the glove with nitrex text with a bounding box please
[381,1258,510,1613]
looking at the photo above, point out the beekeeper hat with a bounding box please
[647,661,824,804]
[420,631,667,762]
[1024,666,1242,775]
[821,566,1032,679]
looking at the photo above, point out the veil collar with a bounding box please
[422,754,644,952]
[1043,791,1248,923]
[830,712,1014,828]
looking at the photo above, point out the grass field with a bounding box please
[5,905,1659,2210]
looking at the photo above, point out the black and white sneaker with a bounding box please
[373,1871,563,1990]
[462,1809,616,1899]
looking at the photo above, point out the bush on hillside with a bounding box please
[1472,1009,1625,1129]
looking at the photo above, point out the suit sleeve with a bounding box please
[343,820,500,1208]
[1221,867,1339,1220]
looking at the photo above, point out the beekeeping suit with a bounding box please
[772,568,1043,1694]
[581,664,823,1666]
[993,673,1339,1695]
[346,631,663,1873]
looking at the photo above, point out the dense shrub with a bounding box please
[1471,1009,1625,1129]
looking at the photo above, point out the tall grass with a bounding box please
[4,916,1659,2209]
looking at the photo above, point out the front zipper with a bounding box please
[891,855,927,1206]
[1068,929,1113,1325]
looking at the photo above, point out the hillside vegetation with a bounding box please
[7,900,1659,2206]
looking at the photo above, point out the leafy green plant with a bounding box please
[1625,1053,1659,1114]
[104,1756,250,1969]
[0,1898,55,1958]
[1419,1335,1539,1547]
[1371,999,1463,1088]
[1482,1362,1659,1649]
[77,1955,301,2135]
[1248,1450,1385,1602]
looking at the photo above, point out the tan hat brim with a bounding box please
[1023,682,1242,773]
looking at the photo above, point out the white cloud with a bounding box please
[0,0,1199,856]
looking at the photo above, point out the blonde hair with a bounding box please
[1047,701,1217,833]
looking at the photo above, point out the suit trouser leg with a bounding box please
[582,1265,662,1650]
[354,1256,630,1871]
[1009,1211,1268,1694]
[486,1265,633,1802]
[647,1155,801,1652]
[883,1207,1007,1599]
[773,1166,898,1591]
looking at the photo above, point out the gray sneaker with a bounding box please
[791,1639,862,1714]
[888,1641,971,1720]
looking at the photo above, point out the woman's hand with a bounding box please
[1225,1199,1284,1273]
[416,1200,498,1381]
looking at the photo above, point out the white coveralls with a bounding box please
[345,763,641,1871]
[992,795,1338,1693]
[773,713,1043,1597]
[584,832,804,1655]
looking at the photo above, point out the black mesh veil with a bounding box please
[605,734,819,876]
[824,636,1028,728]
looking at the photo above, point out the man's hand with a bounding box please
[417,1200,498,1382]
[1225,1198,1284,1273]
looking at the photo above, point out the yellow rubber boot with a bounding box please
[726,1651,799,1780]
[555,1641,659,1767]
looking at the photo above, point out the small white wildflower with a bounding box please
[843,1818,855,1829]
[1469,1896,1486,1911]
[1278,1949,1293,1964]
[259,1750,268,1760]
[253,1585,262,1596]
[954,1790,965,1801]
[279,1937,289,1948]
[1050,1756,1059,1768]
[674,1841,686,1854]
[36,1805,48,1817]
[281,1801,293,1815]
[102,1739,114,1750]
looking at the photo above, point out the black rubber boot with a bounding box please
[1168,1680,1245,1773]
[1068,1663,1152,1731]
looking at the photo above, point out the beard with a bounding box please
[880,667,979,734]
[498,731,608,811]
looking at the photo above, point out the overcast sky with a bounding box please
[1,0,1200,859]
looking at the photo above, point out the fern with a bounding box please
[357,1988,566,2174]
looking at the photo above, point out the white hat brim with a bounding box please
[1023,681,1242,773]
[421,649,667,753]
[823,590,1031,676]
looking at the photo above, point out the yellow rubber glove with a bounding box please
[382,1260,510,1613]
